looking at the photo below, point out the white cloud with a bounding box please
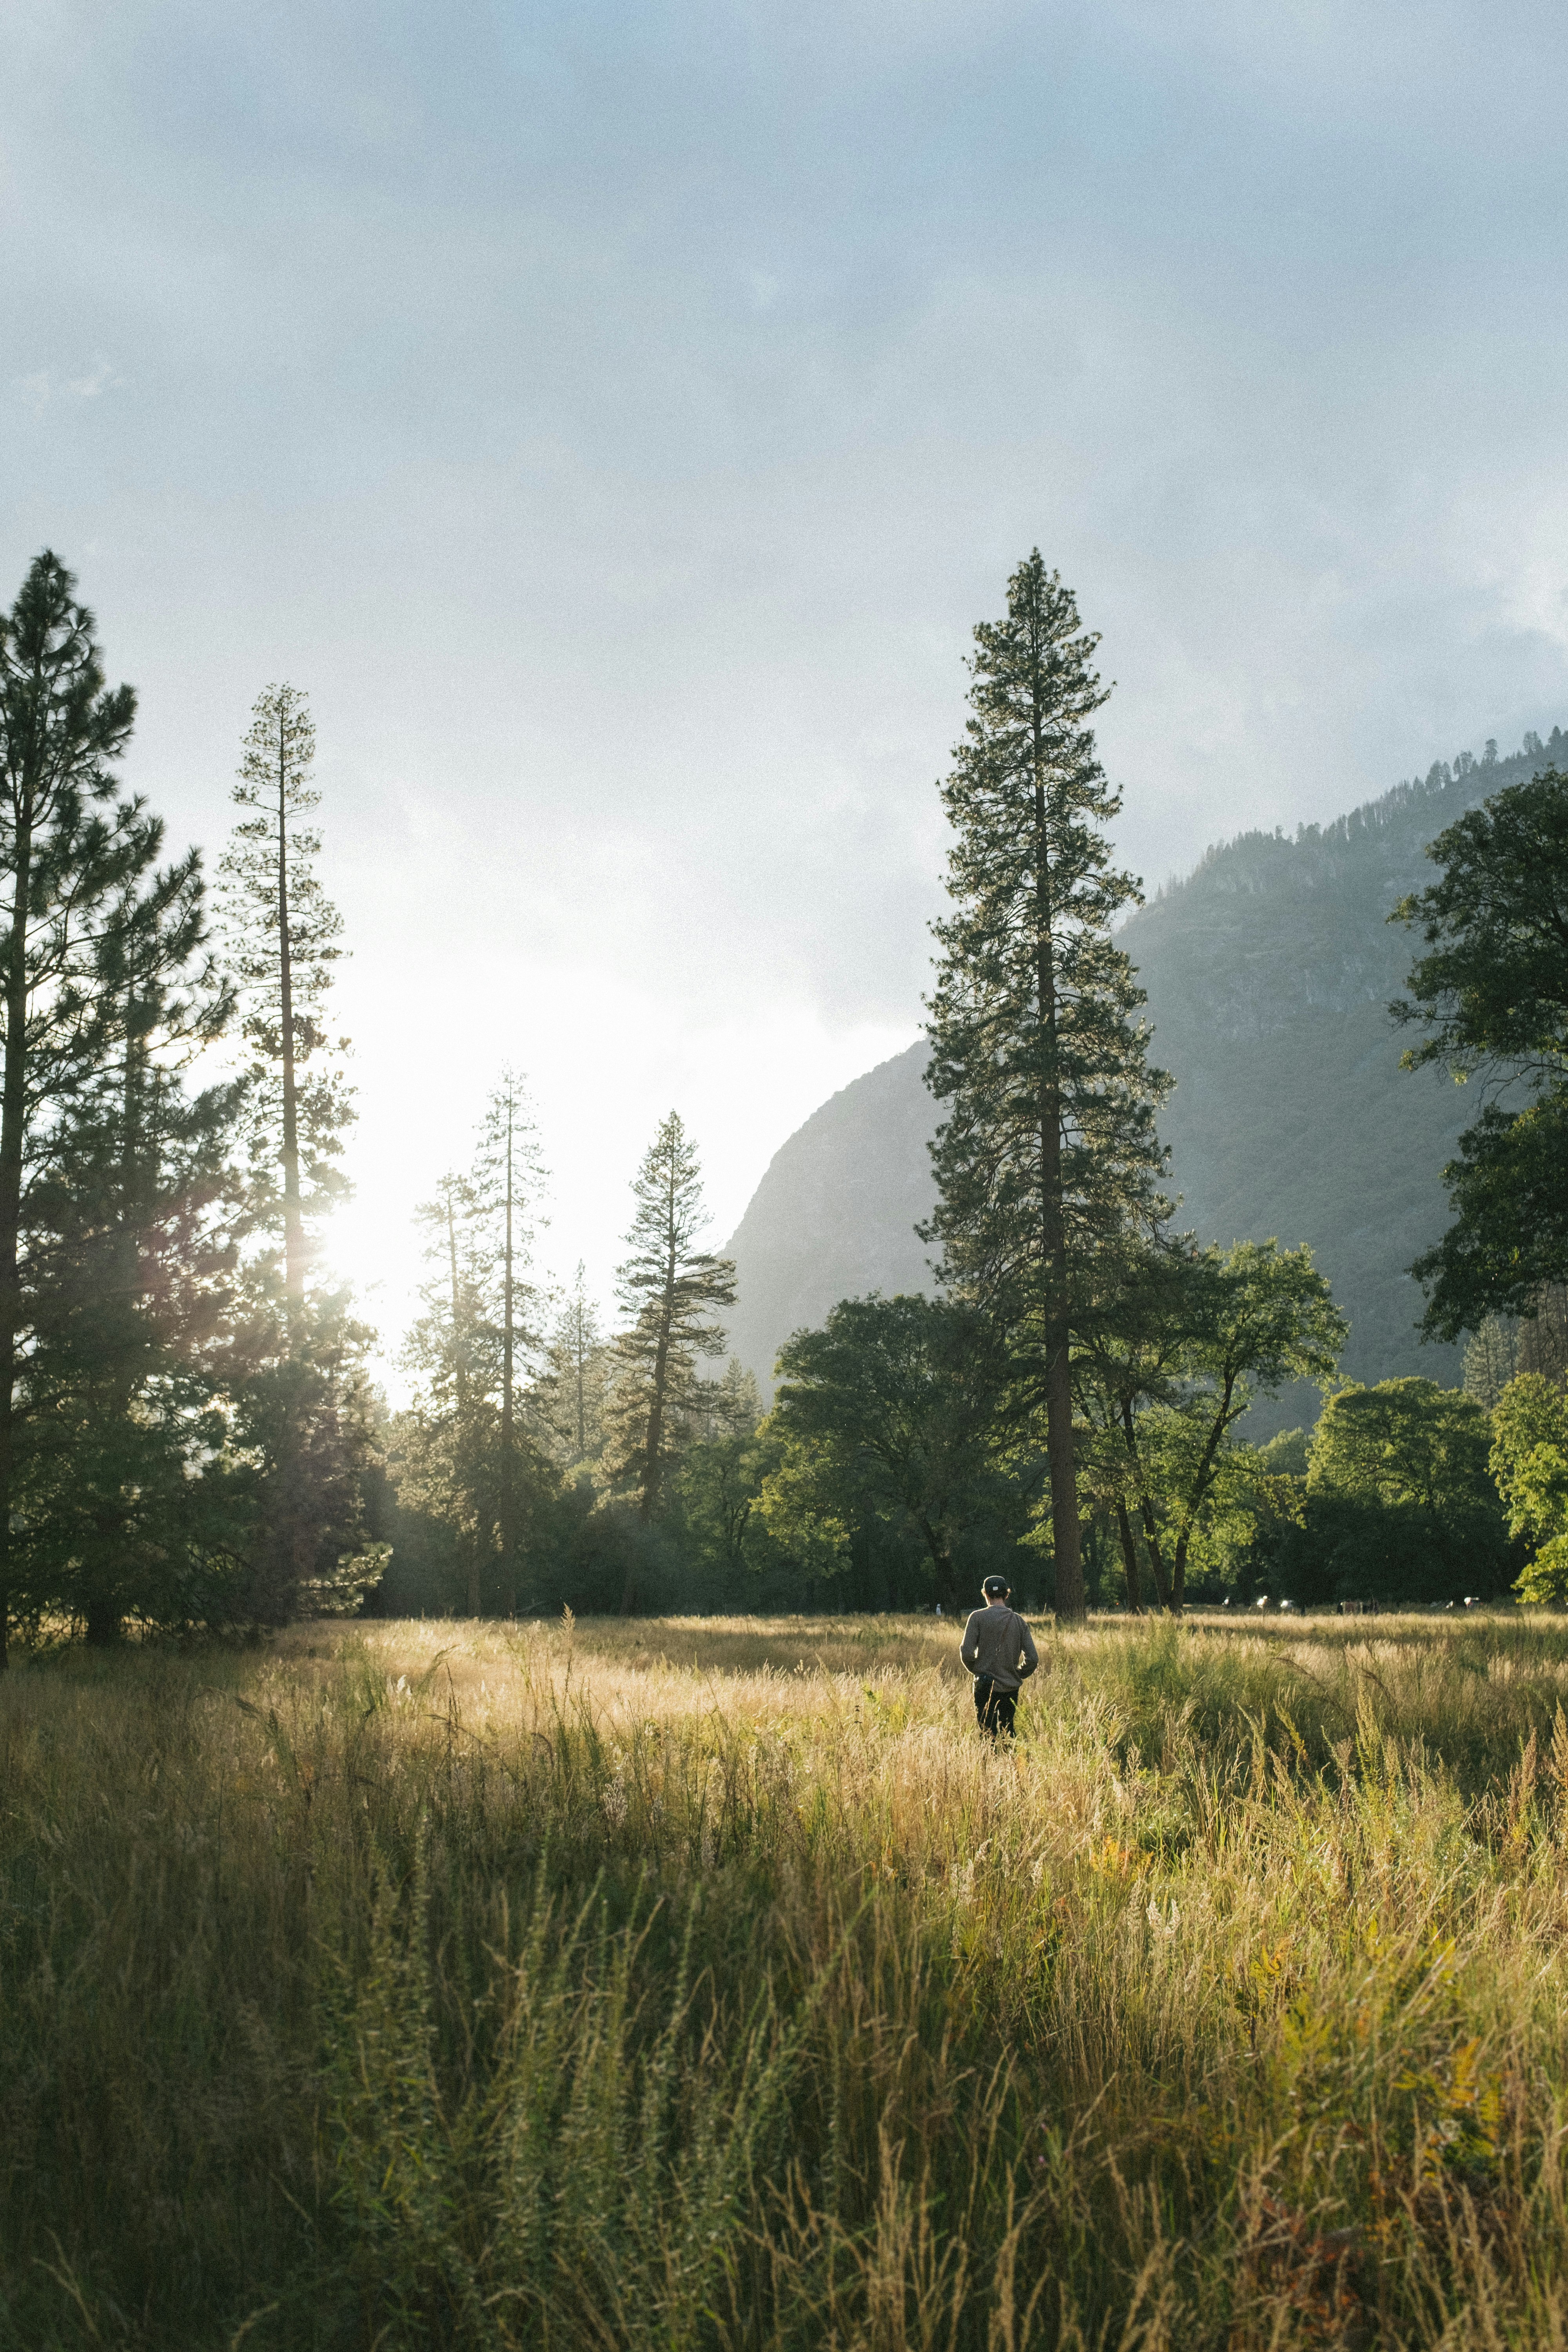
[11,355,122,415]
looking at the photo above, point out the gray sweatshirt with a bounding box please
[960,1605,1039,1692]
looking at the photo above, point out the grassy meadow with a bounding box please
[11,1612,1568,2347]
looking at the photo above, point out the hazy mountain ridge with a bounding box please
[723,731,1563,1415]
[1133,733,1564,1038]
[720,1049,937,1397]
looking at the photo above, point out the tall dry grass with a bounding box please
[7,1612,1568,2346]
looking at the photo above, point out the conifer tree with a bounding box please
[217,684,371,1625]
[396,1080,550,1615]
[401,1173,493,1614]
[231,1303,385,1626]
[0,552,236,1665]
[925,553,1169,1619]
[677,1358,766,1578]
[20,861,240,1643]
[219,684,350,1324]
[691,1356,762,1447]
[472,1068,545,1606]
[1463,1315,1520,1411]
[609,1113,735,1604]
[542,1261,609,1467]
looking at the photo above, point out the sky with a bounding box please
[7,0,1568,1370]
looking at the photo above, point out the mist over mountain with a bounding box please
[722,732,1562,1425]
[721,1049,939,1396]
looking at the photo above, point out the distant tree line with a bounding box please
[6,543,1565,1650]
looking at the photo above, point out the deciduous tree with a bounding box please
[1392,767,1568,1342]
[771,1294,1019,1606]
[1078,1238,1343,1613]
[677,1360,766,1577]
[1299,1376,1513,1604]
[1073,1235,1198,1612]
[1490,1374,1568,1600]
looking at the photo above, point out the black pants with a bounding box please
[973,1677,1018,1738]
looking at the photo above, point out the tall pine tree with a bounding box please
[396,1077,550,1618]
[609,1113,735,1606]
[400,1173,492,1614]
[20,851,239,1643]
[540,1262,610,1468]
[0,553,234,1665]
[219,684,350,1324]
[926,553,1168,1619]
[472,1068,546,1607]
[218,684,369,1624]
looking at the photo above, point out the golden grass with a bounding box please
[8,1610,1568,2347]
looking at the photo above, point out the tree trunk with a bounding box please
[1120,1398,1171,1610]
[621,1297,671,1615]
[84,1522,121,1648]
[637,1176,681,1527]
[269,726,309,1628]
[446,1194,479,1617]
[622,1194,677,1611]
[1114,1497,1144,1612]
[639,1311,671,1524]
[499,1098,517,1611]
[1033,694,1085,1619]
[0,808,34,1670]
[918,1514,958,1610]
[1041,1290,1083,1615]
[1137,1492,1172,1612]
[83,1034,150,1655]
[1169,1378,1235,1614]
[276,725,304,1330]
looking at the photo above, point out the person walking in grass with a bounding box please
[960,1575,1039,1738]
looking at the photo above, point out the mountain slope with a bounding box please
[722,731,1564,1406]
[721,1047,935,1392]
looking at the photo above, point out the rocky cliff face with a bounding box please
[720,1045,935,1396]
[722,733,1562,1411]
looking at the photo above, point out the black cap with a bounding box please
[982,1576,1010,1598]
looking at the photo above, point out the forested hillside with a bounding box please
[724,731,1564,1408]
